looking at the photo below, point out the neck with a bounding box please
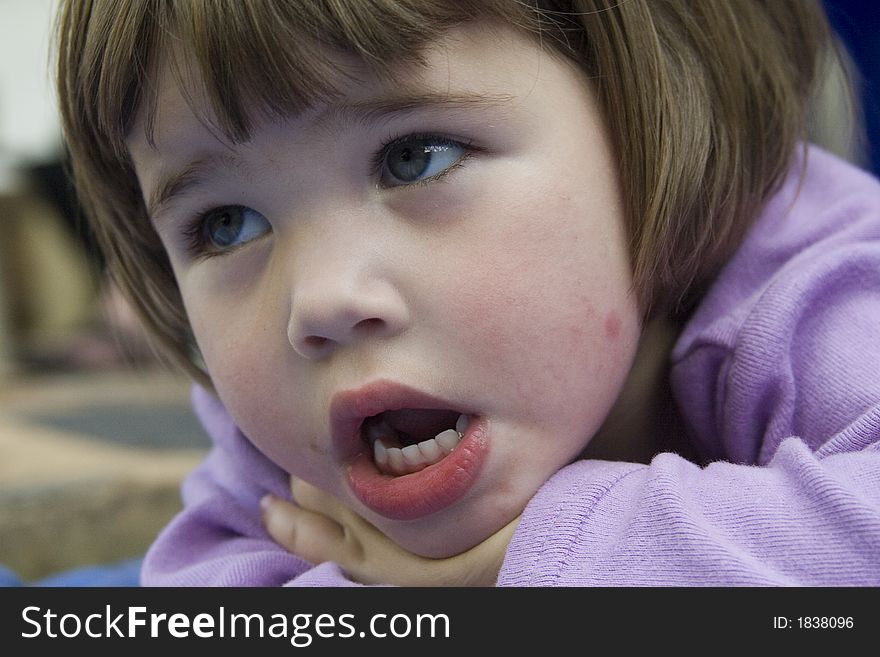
[579,313,696,464]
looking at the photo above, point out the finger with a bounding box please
[290,477,353,522]
[261,494,355,565]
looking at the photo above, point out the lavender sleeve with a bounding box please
[141,387,358,586]
[498,147,880,586]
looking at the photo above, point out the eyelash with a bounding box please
[182,207,230,261]
[181,132,480,260]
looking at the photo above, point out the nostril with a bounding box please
[299,319,383,354]
[354,317,386,334]
[303,335,328,350]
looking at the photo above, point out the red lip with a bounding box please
[330,379,489,520]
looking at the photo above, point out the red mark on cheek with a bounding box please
[604,312,621,340]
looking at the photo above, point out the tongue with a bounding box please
[379,408,460,444]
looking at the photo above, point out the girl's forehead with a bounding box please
[133,21,546,150]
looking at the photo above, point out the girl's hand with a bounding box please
[261,477,519,586]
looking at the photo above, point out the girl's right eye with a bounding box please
[186,205,271,257]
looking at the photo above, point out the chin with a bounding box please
[377,507,510,559]
[395,530,482,559]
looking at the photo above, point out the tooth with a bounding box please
[418,438,442,463]
[373,437,388,466]
[402,444,426,471]
[436,428,461,453]
[387,447,406,474]
[372,419,471,476]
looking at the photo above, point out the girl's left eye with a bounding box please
[376,135,472,187]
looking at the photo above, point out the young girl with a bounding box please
[54,0,880,586]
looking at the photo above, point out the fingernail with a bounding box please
[260,493,275,511]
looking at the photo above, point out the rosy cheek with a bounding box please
[604,311,621,341]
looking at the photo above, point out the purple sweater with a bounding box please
[142,146,880,586]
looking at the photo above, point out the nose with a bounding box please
[287,263,410,360]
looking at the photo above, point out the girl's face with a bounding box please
[127,22,641,556]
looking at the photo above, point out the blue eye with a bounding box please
[191,205,271,255]
[379,135,470,186]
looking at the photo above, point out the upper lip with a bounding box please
[329,379,467,461]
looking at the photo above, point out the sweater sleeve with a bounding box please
[140,386,358,586]
[498,430,880,586]
[499,148,880,586]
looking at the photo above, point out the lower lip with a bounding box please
[347,418,489,520]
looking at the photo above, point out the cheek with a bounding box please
[187,294,265,386]
[193,311,273,421]
[605,311,622,340]
[181,263,285,398]
[439,195,639,424]
[182,287,318,470]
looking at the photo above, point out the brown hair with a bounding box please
[54,0,833,386]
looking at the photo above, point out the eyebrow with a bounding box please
[314,90,514,129]
[146,90,513,223]
[147,153,243,224]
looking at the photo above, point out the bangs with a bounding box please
[111,0,541,147]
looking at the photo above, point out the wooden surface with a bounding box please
[0,368,207,581]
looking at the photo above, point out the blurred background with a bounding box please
[0,0,210,585]
[0,0,877,585]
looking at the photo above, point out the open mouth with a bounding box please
[361,408,471,476]
[332,380,490,520]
